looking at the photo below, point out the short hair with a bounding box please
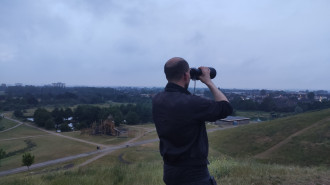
[164,59,189,82]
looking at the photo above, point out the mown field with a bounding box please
[1,109,330,185]
[0,119,96,171]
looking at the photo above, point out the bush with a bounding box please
[22,152,35,170]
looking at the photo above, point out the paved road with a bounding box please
[0,117,236,177]
[0,138,159,177]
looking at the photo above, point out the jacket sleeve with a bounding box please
[191,96,233,122]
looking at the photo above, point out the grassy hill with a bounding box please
[1,109,330,184]
[209,108,330,166]
[0,144,329,185]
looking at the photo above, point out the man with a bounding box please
[152,57,233,185]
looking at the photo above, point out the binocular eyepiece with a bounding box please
[190,67,217,80]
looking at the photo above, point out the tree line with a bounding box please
[33,102,152,131]
[0,85,159,111]
[229,91,330,113]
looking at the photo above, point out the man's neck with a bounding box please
[169,81,187,89]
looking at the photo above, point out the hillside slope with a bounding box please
[208,108,330,166]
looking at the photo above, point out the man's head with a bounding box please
[164,57,190,89]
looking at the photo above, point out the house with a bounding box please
[68,123,74,130]
[215,116,250,126]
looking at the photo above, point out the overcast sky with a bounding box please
[1,0,329,90]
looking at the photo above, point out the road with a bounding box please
[0,138,159,177]
[0,117,235,177]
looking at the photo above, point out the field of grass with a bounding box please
[0,118,18,131]
[209,109,330,160]
[264,118,330,166]
[60,125,152,146]
[0,120,97,171]
[0,124,45,139]
[0,134,96,171]
[1,144,329,185]
[1,109,330,184]
[60,131,130,145]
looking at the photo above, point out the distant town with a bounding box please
[1,82,329,116]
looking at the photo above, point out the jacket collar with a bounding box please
[165,82,191,95]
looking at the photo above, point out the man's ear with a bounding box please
[183,72,189,81]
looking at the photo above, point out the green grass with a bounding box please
[60,125,157,145]
[60,131,130,145]
[135,130,158,142]
[264,118,330,166]
[0,135,95,171]
[209,109,330,159]
[0,118,18,131]
[0,124,45,140]
[115,142,161,164]
[1,109,330,184]
[208,157,330,185]
[1,148,329,185]
[0,121,96,171]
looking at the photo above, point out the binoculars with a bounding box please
[190,67,217,80]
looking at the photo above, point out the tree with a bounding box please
[22,152,35,170]
[60,123,71,132]
[73,105,101,127]
[260,89,267,96]
[63,108,73,120]
[295,106,304,114]
[112,109,124,126]
[14,109,23,118]
[0,148,6,166]
[34,108,52,127]
[125,111,139,125]
[24,93,38,105]
[136,103,152,123]
[45,119,55,130]
[307,92,315,101]
[260,97,276,112]
[52,108,64,126]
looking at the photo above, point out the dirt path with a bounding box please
[123,127,156,145]
[76,127,157,168]
[23,121,108,148]
[77,125,237,168]
[254,117,330,159]
[0,117,236,176]
[0,117,23,133]
[0,138,159,177]
[2,116,108,148]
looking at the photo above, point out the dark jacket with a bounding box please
[152,83,233,166]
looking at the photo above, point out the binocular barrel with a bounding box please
[190,67,217,80]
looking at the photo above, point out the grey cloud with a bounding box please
[0,0,329,89]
